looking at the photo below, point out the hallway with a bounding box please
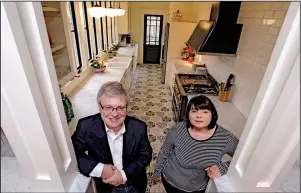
[127,64,173,192]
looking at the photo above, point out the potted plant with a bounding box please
[90,59,106,73]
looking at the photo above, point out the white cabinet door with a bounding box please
[125,61,133,92]
[133,44,138,73]
[120,73,126,89]
[169,63,176,94]
[117,2,129,34]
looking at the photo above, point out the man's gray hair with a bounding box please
[97,81,128,105]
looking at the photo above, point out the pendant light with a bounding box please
[106,1,117,17]
[88,2,107,18]
[115,2,125,16]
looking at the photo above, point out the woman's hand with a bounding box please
[205,165,221,179]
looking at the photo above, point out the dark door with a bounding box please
[143,15,163,64]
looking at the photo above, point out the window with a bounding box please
[145,16,162,46]
[114,16,118,44]
[92,2,98,55]
[99,1,106,50]
[104,2,109,47]
[68,2,82,73]
[82,2,92,60]
[111,17,114,43]
[109,2,114,44]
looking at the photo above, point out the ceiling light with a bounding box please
[88,2,106,18]
[115,2,125,16]
[105,7,117,17]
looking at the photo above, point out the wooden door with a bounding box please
[143,15,163,64]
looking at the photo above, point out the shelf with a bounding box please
[42,7,60,12]
[51,44,65,53]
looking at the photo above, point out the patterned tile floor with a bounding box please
[127,64,174,193]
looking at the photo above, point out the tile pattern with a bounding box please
[128,64,173,193]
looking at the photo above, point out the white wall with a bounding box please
[129,2,170,64]
[196,2,291,118]
[191,2,213,21]
[169,2,213,22]
[169,2,194,22]
[165,22,197,85]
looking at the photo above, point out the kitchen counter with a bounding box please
[117,44,137,57]
[1,157,92,192]
[172,59,195,73]
[171,59,247,139]
[0,64,130,193]
[1,157,31,192]
[64,46,136,193]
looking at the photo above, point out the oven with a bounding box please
[172,76,188,121]
[172,73,218,122]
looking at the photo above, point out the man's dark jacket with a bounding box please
[71,113,152,193]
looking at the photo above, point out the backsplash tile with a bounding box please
[1,128,15,157]
[197,2,290,118]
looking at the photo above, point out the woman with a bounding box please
[154,95,239,193]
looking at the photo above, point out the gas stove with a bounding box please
[176,73,218,95]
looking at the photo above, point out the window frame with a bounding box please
[69,1,83,74]
[104,1,109,48]
[92,2,98,56]
[82,1,92,60]
[99,1,106,51]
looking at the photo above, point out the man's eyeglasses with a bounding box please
[99,103,127,113]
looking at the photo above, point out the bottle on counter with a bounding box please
[59,85,74,123]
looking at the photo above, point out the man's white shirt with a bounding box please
[89,124,127,182]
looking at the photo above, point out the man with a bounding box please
[72,81,152,193]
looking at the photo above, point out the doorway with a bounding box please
[143,14,163,64]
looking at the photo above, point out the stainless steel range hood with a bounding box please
[187,2,243,56]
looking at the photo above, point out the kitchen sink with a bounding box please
[110,57,132,63]
[116,53,133,57]
[106,62,128,68]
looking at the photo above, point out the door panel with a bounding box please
[143,15,163,64]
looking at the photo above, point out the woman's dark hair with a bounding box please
[185,95,218,129]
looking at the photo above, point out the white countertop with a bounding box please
[66,46,138,192]
[68,173,91,192]
[171,59,246,138]
[172,59,300,193]
[1,156,92,192]
[117,44,136,56]
[1,157,31,192]
[106,57,133,69]
[172,59,195,74]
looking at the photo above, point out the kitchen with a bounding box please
[1,1,299,193]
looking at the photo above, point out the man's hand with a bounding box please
[102,169,125,186]
[205,165,221,179]
[153,176,161,184]
[101,164,117,180]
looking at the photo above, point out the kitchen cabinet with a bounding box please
[119,60,133,92]
[124,60,133,92]
[117,2,130,34]
[169,61,177,94]
[42,2,75,86]
[133,44,138,73]
[169,59,195,94]
[120,72,126,89]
